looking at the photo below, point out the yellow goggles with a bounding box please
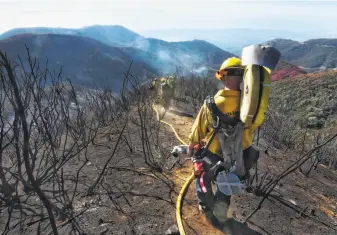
[217,68,244,78]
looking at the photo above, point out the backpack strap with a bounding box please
[199,96,241,158]
[205,96,240,128]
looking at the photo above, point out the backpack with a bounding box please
[198,45,281,178]
[240,45,281,127]
[161,80,170,90]
[161,78,174,99]
[203,96,246,177]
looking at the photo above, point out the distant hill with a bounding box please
[123,38,234,74]
[3,27,326,58]
[0,25,235,75]
[138,28,332,55]
[272,60,307,81]
[0,34,154,91]
[265,38,337,72]
[0,25,143,47]
[3,27,337,74]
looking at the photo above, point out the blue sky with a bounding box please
[0,0,336,35]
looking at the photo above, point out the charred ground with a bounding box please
[0,49,336,235]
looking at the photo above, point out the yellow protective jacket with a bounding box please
[151,80,156,87]
[161,77,174,89]
[188,89,259,154]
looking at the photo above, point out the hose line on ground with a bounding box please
[153,104,194,235]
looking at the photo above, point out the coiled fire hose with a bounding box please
[153,104,194,235]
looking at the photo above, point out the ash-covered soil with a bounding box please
[1,107,336,235]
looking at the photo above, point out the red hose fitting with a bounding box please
[193,162,204,176]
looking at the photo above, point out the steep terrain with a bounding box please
[1,102,336,235]
[265,39,337,71]
[1,65,336,235]
[0,34,154,91]
[270,70,337,129]
[1,25,337,235]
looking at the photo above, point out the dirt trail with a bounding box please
[162,107,337,235]
[161,109,220,234]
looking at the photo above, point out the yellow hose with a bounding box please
[176,172,195,235]
[153,104,195,235]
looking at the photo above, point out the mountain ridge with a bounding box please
[0,31,234,90]
[0,33,154,91]
[265,38,337,71]
[3,25,336,72]
[0,25,236,73]
[2,25,337,87]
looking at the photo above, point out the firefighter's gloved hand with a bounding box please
[171,145,188,157]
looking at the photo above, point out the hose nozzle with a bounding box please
[171,145,188,157]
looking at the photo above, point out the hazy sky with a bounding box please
[0,0,337,34]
